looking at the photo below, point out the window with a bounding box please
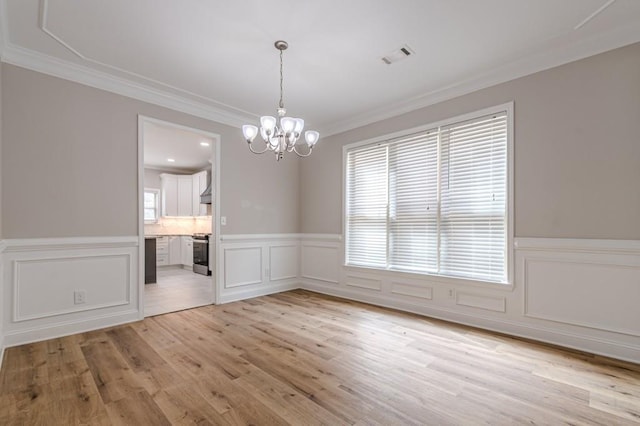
[345,105,511,284]
[144,188,160,222]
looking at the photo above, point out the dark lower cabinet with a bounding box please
[145,238,157,284]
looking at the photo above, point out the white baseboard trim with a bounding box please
[301,280,640,363]
[0,335,4,369]
[3,309,140,348]
[218,281,299,304]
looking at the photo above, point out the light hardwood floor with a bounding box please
[1,290,639,425]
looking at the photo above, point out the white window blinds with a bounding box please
[440,113,507,282]
[346,145,388,268]
[345,110,509,283]
[388,130,439,273]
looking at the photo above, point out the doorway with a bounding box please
[137,116,221,318]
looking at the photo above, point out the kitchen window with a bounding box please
[144,188,160,222]
[344,104,513,284]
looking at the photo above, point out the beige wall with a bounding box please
[0,61,2,239]
[301,42,640,239]
[1,64,299,238]
[143,168,164,191]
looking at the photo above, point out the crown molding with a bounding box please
[1,43,256,129]
[1,1,639,137]
[321,21,640,137]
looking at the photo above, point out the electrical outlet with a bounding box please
[74,290,86,304]
[221,216,227,226]
[448,289,455,299]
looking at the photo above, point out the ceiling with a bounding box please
[1,1,640,136]
[143,121,213,172]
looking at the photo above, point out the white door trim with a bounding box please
[137,115,222,318]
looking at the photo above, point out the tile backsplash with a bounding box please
[145,216,213,236]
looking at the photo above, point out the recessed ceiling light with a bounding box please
[200,141,210,147]
[167,158,175,162]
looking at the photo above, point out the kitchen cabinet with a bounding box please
[177,176,193,216]
[155,235,194,267]
[156,236,169,266]
[145,238,157,284]
[192,171,208,216]
[160,175,179,216]
[181,236,193,266]
[169,236,182,265]
[161,172,208,217]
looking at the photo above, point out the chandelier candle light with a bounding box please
[242,40,320,161]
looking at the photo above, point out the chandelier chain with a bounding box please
[279,49,284,109]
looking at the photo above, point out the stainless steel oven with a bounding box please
[193,234,211,276]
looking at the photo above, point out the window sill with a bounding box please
[342,263,515,292]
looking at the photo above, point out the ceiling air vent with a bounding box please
[382,44,415,65]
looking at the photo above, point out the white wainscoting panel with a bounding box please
[2,237,139,348]
[269,245,298,282]
[223,246,263,288]
[14,254,130,321]
[346,274,382,291]
[456,292,506,313]
[391,282,433,300]
[301,239,340,284]
[301,235,640,363]
[0,241,5,366]
[520,244,640,337]
[218,235,300,304]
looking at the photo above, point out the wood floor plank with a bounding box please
[81,338,147,404]
[152,383,230,425]
[234,367,349,426]
[1,289,638,425]
[106,326,167,373]
[104,389,171,426]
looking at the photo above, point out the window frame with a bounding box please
[143,188,161,223]
[342,102,514,288]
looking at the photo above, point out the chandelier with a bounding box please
[242,40,319,161]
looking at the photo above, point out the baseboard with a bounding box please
[218,281,299,304]
[301,280,640,364]
[2,308,140,348]
[0,335,5,369]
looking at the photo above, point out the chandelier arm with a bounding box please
[292,145,313,158]
[247,142,270,155]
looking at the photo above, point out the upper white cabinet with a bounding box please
[177,176,193,216]
[160,171,208,217]
[161,174,179,216]
[192,171,208,217]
